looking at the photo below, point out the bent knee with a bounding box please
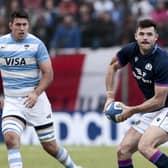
[117,143,135,159]
[3,132,20,148]
[138,141,150,155]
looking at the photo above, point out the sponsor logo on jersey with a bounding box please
[24,44,30,50]
[135,56,138,62]
[5,57,26,66]
[133,67,152,84]
[142,72,146,77]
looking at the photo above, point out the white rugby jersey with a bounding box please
[0,33,50,97]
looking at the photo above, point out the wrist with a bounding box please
[130,107,136,115]
[33,88,41,97]
[106,91,114,99]
[106,98,114,105]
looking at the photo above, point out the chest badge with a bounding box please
[145,63,152,71]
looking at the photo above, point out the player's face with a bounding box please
[9,18,29,41]
[135,27,158,54]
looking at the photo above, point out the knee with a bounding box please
[138,141,149,156]
[3,132,20,148]
[117,143,134,159]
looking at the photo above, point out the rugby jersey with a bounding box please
[0,33,50,97]
[116,42,168,107]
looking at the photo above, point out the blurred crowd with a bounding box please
[0,0,168,52]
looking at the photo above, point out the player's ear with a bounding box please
[134,32,137,41]
[155,33,159,41]
[9,22,12,30]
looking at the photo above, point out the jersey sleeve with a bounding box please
[155,57,168,86]
[36,41,50,63]
[116,43,134,66]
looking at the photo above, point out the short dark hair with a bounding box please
[136,18,158,32]
[10,10,29,22]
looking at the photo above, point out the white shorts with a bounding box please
[2,92,54,127]
[133,107,168,134]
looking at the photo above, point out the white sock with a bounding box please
[8,148,22,168]
[56,146,76,168]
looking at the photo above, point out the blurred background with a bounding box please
[0,0,168,146]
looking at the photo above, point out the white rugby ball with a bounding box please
[105,101,122,122]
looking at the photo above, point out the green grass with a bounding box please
[0,144,168,168]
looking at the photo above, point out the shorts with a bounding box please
[132,107,168,134]
[2,92,54,127]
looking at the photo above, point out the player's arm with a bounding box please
[117,85,168,122]
[34,59,53,96]
[104,56,122,111]
[24,59,53,108]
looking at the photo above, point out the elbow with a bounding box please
[46,70,54,85]
[50,76,54,84]
[159,100,166,108]
[50,71,54,83]
[106,65,117,76]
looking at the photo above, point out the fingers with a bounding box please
[23,95,37,108]
[115,114,126,122]
[103,98,114,112]
[116,111,131,122]
[115,114,121,122]
[24,99,36,108]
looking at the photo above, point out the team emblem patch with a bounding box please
[145,63,152,71]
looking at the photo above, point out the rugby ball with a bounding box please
[105,101,122,122]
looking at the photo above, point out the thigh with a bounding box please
[132,111,160,134]
[151,107,168,134]
[140,126,168,148]
[139,125,168,158]
[138,109,168,158]
[2,117,26,147]
[145,107,168,147]
[25,92,54,126]
[2,96,26,120]
[2,97,26,140]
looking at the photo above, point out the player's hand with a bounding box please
[24,92,38,108]
[116,104,133,122]
[103,97,114,112]
[104,91,115,112]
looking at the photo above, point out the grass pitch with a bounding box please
[0,144,167,168]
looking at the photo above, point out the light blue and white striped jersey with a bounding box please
[0,33,50,97]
